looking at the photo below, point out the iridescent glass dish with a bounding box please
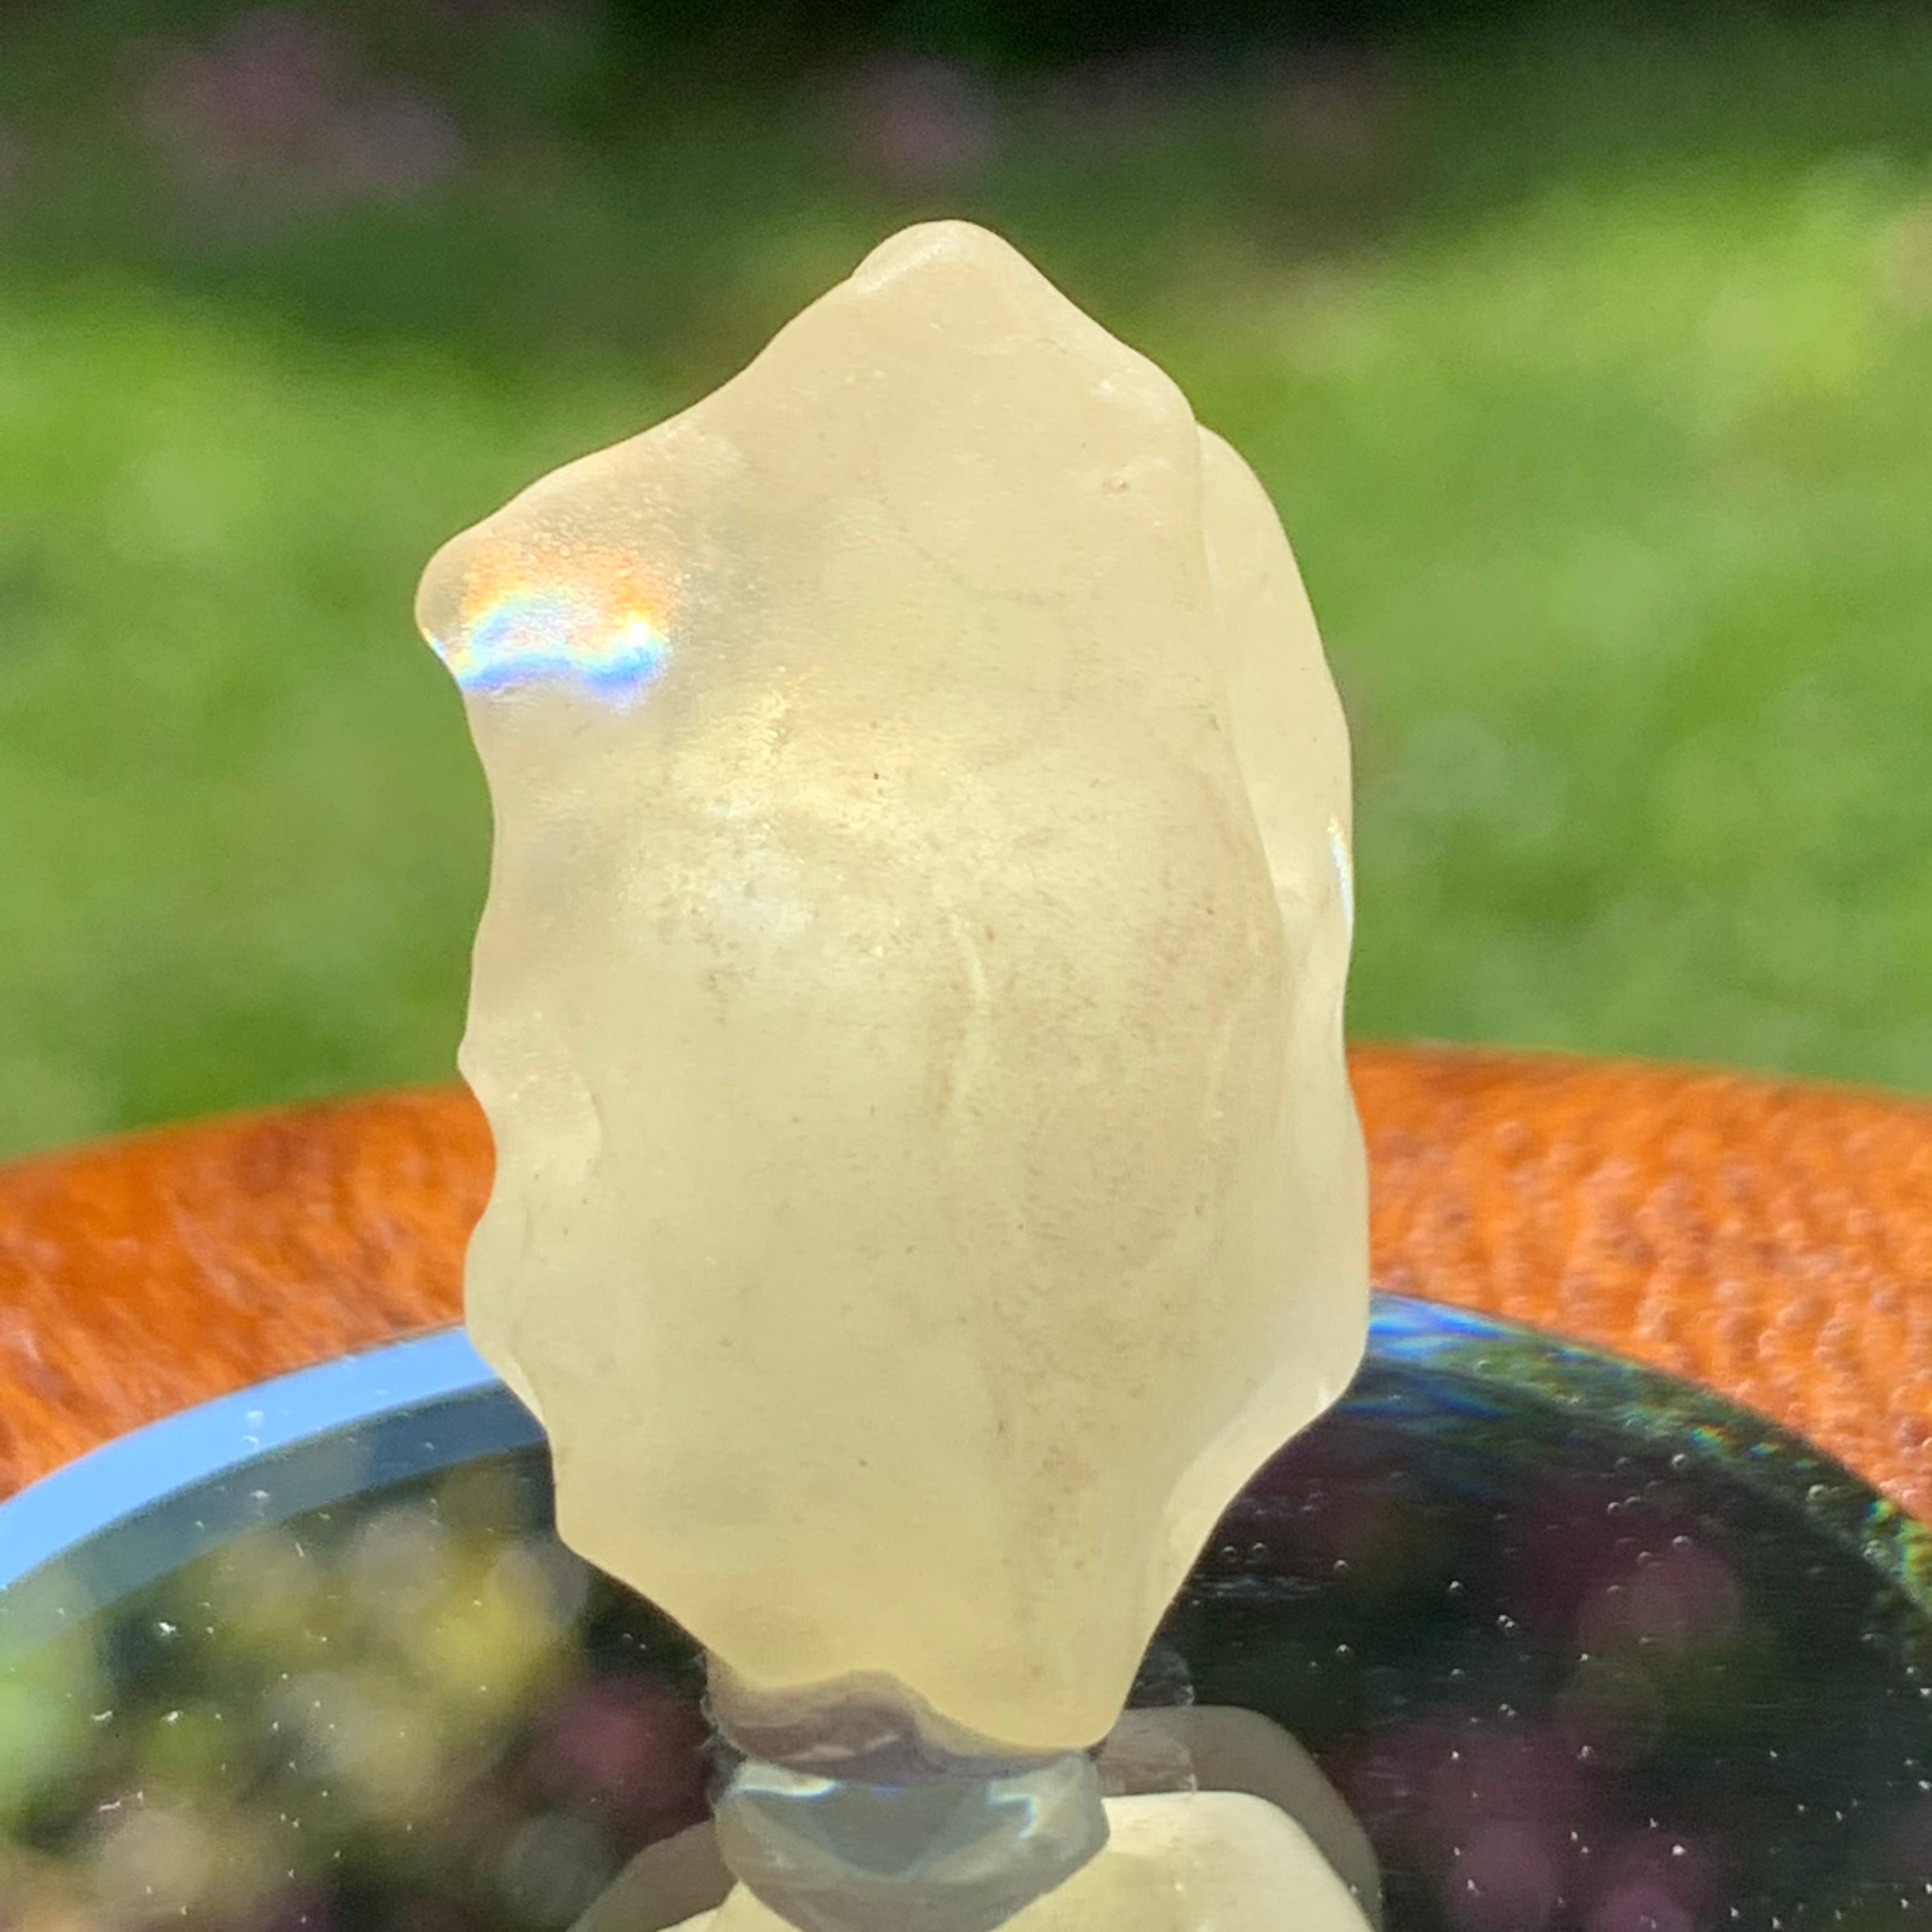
[3,1296,1928,1930]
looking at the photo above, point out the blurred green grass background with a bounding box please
[2,6,1930,1158]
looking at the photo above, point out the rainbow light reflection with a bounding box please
[430,562,672,703]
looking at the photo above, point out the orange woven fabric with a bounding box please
[2,1045,1929,1514]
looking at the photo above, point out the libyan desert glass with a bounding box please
[2,1298,1929,1932]
[424,217,1373,1932]
[420,219,1368,1777]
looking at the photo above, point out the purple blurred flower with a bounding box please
[1505,1479,1633,1629]
[1587,1827,1716,1932]
[1337,1710,1606,1902]
[333,80,464,203]
[1424,1721,1591,1843]
[1587,1879,1696,1932]
[527,1675,708,1829]
[1577,1537,1742,1658]
[841,56,997,194]
[1258,47,1401,175]
[141,9,348,171]
[138,7,461,230]
[1449,1818,1564,1932]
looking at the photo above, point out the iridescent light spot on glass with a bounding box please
[428,559,672,702]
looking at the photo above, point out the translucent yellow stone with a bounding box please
[421,221,1368,1760]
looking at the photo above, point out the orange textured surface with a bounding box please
[2,1045,1930,1516]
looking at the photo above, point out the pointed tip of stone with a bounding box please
[848,220,1035,289]
[837,220,1104,349]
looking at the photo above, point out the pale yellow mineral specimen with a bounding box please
[420,220,1367,1761]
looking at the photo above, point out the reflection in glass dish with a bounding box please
[2,1297,1929,1931]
